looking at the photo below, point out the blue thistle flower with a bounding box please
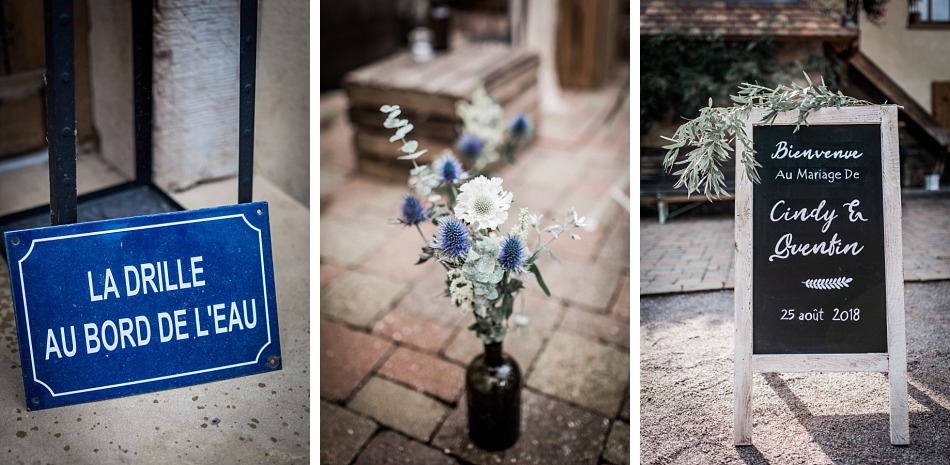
[399,194,426,226]
[437,153,466,184]
[457,134,484,159]
[437,218,471,259]
[509,115,530,138]
[497,235,526,272]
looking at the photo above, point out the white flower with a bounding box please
[546,224,562,238]
[454,176,513,230]
[528,213,543,227]
[570,209,588,228]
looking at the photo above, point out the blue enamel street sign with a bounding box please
[3,202,281,410]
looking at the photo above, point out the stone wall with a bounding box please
[87,0,310,206]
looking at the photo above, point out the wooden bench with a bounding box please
[639,147,736,224]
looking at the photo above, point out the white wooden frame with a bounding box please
[734,105,908,446]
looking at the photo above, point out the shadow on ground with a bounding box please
[641,281,950,464]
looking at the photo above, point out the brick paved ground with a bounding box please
[640,195,950,295]
[320,71,631,465]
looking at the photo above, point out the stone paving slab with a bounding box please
[432,389,610,465]
[560,305,630,348]
[620,396,630,423]
[611,274,631,320]
[597,211,632,271]
[639,215,735,296]
[320,270,407,329]
[320,319,392,402]
[603,421,630,465]
[348,377,450,442]
[319,262,346,292]
[393,267,471,328]
[360,223,433,283]
[526,331,629,417]
[541,257,625,311]
[321,216,391,267]
[319,400,378,465]
[321,176,405,225]
[377,346,465,403]
[519,152,587,195]
[354,430,459,465]
[371,309,456,354]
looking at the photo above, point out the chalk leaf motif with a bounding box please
[802,277,853,290]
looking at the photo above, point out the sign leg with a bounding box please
[734,339,752,445]
[733,138,754,446]
[888,360,909,445]
[881,105,909,446]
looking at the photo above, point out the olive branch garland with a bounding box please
[661,73,875,199]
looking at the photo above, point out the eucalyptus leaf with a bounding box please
[397,148,427,160]
[395,124,414,140]
[400,140,419,153]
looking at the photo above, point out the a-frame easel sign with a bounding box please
[733,105,909,445]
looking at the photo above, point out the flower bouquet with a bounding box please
[455,81,533,173]
[381,103,583,450]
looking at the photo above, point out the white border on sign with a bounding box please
[16,213,273,397]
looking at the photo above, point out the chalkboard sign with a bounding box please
[752,124,887,354]
[733,106,908,446]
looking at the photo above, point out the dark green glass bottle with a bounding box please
[466,342,521,451]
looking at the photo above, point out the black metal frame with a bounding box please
[133,0,154,186]
[239,0,257,204]
[43,0,78,226]
[0,0,257,241]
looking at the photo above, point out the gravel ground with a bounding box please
[640,281,950,464]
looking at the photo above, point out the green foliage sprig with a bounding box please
[661,74,875,198]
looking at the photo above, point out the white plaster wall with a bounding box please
[254,0,310,207]
[860,6,950,115]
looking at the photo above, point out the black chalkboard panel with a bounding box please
[752,124,887,354]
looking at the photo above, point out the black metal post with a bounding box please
[0,0,13,75]
[132,0,154,185]
[238,0,258,204]
[43,0,77,226]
